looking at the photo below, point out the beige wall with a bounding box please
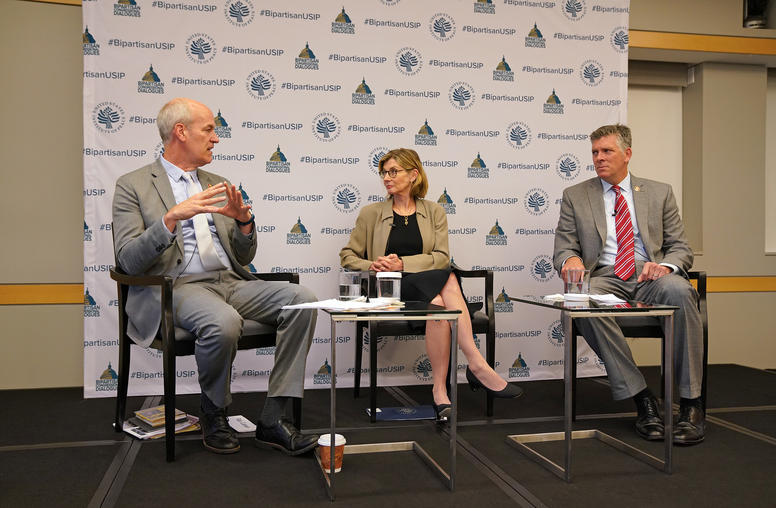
[0,0,774,390]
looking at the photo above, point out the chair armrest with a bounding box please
[110,267,172,289]
[451,263,494,321]
[253,272,299,284]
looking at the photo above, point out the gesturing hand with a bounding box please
[163,181,252,232]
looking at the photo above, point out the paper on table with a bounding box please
[589,294,627,304]
[281,297,402,311]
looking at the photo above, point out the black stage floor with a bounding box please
[1,364,774,507]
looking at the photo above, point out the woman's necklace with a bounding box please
[394,203,415,226]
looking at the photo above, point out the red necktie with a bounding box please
[613,185,635,280]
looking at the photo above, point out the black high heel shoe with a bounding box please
[432,402,451,422]
[466,367,524,399]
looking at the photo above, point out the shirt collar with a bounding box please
[601,172,631,195]
[159,155,195,183]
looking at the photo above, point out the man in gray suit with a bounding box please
[553,124,705,445]
[112,97,318,455]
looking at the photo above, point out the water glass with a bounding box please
[563,269,590,297]
[376,272,402,302]
[338,271,361,301]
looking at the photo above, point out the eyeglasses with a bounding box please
[378,168,410,179]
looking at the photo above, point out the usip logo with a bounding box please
[530,255,555,283]
[245,69,276,100]
[448,81,475,110]
[224,0,255,27]
[332,183,361,213]
[579,60,604,86]
[610,26,629,53]
[186,33,216,64]
[395,47,422,76]
[428,13,456,41]
[367,146,389,175]
[312,112,341,142]
[556,153,581,180]
[547,320,564,347]
[92,101,125,133]
[523,188,549,216]
[562,0,586,21]
[505,121,532,150]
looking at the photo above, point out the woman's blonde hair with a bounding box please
[378,148,428,198]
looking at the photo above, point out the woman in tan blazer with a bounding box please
[340,148,522,420]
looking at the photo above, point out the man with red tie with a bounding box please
[553,124,705,445]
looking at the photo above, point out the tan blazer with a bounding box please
[339,197,450,273]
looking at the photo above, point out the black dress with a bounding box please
[384,211,451,303]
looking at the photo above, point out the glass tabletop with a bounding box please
[322,300,462,317]
[510,295,678,312]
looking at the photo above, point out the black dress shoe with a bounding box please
[200,409,240,454]
[432,402,451,422]
[634,395,664,441]
[465,367,524,399]
[255,418,318,456]
[673,404,705,445]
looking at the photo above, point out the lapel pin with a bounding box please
[633,185,641,192]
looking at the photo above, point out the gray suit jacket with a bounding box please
[112,159,257,347]
[553,174,693,276]
[339,197,450,272]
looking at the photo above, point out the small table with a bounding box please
[319,302,461,501]
[507,296,677,482]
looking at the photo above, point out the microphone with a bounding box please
[389,222,396,228]
[612,208,617,217]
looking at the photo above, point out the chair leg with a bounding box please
[486,330,495,417]
[354,322,364,398]
[163,345,176,462]
[292,397,302,430]
[115,336,131,432]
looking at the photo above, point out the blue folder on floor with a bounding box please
[366,405,436,421]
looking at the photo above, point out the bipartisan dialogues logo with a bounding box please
[114,0,140,17]
[437,188,455,214]
[525,23,546,48]
[83,27,100,55]
[509,353,530,378]
[92,101,125,133]
[352,78,375,105]
[428,12,456,40]
[237,184,252,205]
[137,65,164,94]
[485,220,507,246]
[266,145,290,173]
[543,89,564,114]
[95,363,118,392]
[495,287,513,312]
[473,0,495,14]
[84,288,100,318]
[331,183,361,213]
[493,56,514,81]
[415,119,437,146]
[83,221,93,242]
[287,217,311,245]
[295,42,319,70]
[331,7,355,34]
[313,359,333,385]
[214,110,230,138]
[467,152,488,178]
[224,0,255,27]
[185,33,216,63]
[245,69,276,100]
[395,47,422,76]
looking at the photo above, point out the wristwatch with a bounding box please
[235,214,255,226]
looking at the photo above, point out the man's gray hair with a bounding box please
[590,124,631,152]
[157,98,193,144]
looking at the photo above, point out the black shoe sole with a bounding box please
[636,431,665,441]
[202,438,241,454]
[673,435,705,446]
[254,438,317,456]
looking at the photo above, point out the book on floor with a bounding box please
[133,405,187,428]
[123,414,200,440]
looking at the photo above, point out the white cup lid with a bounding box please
[317,433,346,446]
[376,271,402,279]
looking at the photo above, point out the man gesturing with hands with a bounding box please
[113,98,318,456]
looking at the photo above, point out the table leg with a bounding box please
[369,321,377,423]
[329,318,337,500]
[449,318,458,491]
[663,313,673,474]
[562,310,573,482]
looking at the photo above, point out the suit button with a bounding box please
[177,259,182,264]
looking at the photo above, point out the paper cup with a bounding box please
[317,433,346,473]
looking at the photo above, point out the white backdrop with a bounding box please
[82,0,630,398]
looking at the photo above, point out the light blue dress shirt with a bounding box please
[159,156,233,275]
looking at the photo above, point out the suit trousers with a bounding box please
[574,263,703,401]
[172,270,317,408]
